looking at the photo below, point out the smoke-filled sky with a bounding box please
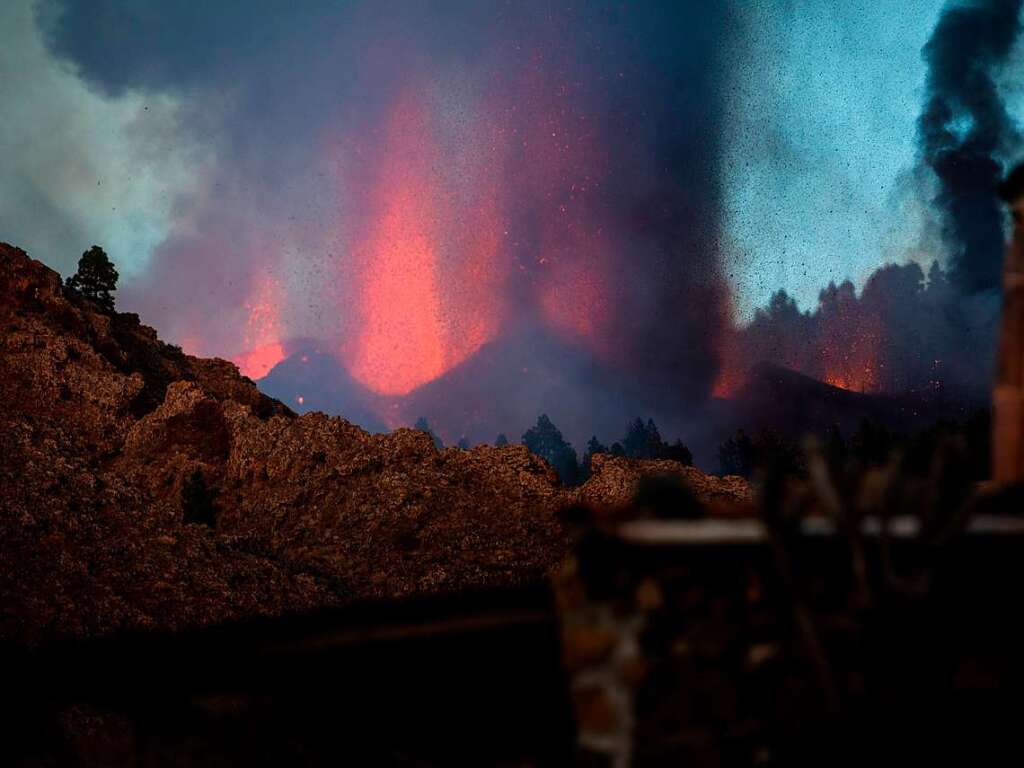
[1,0,1022,426]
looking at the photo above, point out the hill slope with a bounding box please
[0,243,566,644]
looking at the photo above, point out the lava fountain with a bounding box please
[345,89,506,396]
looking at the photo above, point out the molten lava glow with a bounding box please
[349,169,447,394]
[822,361,878,392]
[346,91,504,395]
[232,273,286,379]
[816,314,883,393]
[333,63,631,397]
[823,373,851,390]
[234,341,287,380]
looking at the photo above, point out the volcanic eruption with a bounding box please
[30,0,1020,458]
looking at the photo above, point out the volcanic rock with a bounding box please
[576,453,752,516]
[0,243,565,645]
[1,242,753,646]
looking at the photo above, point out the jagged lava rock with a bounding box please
[0,243,565,644]
[576,453,752,516]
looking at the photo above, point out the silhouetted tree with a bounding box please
[495,433,509,447]
[610,442,625,457]
[734,256,993,396]
[182,469,217,527]
[66,245,118,312]
[414,417,444,449]
[617,417,691,465]
[457,437,470,450]
[522,414,579,485]
[621,417,668,459]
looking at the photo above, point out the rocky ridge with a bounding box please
[0,243,748,645]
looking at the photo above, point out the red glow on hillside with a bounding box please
[823,373,850,390]
[821,363,878,393]
[816,319,882,394]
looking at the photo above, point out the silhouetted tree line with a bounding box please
[521,415,581,485]
[727,261,996,395]
[410,414,693,486]
[520,414,693,486]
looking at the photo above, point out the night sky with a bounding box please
[1,1,1022,441]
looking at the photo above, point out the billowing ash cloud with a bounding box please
[918,0,1023,294]
[38,0,737,426]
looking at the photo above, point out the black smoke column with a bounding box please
[919,0,1023,294]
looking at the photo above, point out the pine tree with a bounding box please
[66,245,118,312]
[495,433,509,447]
[585,435,607,457]
[521,414,579,485]
[621,417,667,459]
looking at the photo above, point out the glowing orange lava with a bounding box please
[823,373,850,390]
[816,324,882,394]
[820,363,878,393]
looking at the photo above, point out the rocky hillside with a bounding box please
[575,454,752,516]
[0,243,749,646]
[0,244,572,644]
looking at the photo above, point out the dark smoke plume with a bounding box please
[919,0,1023,294]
